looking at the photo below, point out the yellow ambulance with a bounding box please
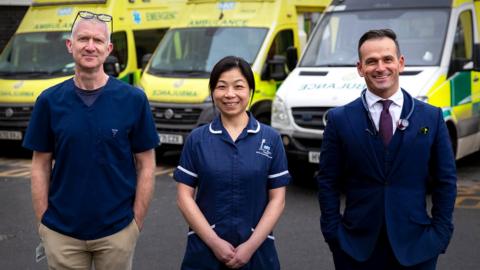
[0,0,185,142]
[272,0,480,172]
[139,0,331,148]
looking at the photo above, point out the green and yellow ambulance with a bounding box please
[139,0,331,149]
[0,0,185,142]
[272,0,480,172]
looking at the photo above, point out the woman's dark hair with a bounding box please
[209,56,255,100]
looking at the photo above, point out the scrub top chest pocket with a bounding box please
[98,127,132,164]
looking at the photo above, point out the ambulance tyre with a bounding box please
[251,101,272,125]
[155,146,166,162]
[255,113,271,125]
[288,160,317,187]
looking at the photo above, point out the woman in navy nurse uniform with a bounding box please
[174,56,291,270]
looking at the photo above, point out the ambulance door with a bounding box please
[254,28,295,124]
[448,8,480,155]
[111,31,130,83]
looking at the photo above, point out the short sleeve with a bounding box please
[130,94,159,153]
[22,94,54,152]
[173,133,199,187]
[267,134,291,189]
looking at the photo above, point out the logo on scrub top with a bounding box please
[256,139,272,159]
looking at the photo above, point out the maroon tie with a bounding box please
[379,100,393,146]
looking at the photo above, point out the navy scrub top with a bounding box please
[174,113,291,270]
[23,77,159,240]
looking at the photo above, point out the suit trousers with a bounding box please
[331,227,438,270]
[38,220,140,270]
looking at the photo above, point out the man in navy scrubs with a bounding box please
[23,11,159,270]
[317,29,457,270]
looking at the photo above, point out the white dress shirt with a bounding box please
[365,88,403,134]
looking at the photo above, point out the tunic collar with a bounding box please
[208,112,261,135]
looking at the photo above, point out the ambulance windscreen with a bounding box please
[300,8,449,67]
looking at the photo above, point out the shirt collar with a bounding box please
[365,87,403,109]
[208,112,261,135]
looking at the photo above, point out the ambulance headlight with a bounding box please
[272,96,290,127]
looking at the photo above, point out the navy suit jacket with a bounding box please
[317,89,457,266]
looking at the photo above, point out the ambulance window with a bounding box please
[303,13,321,39]
[449,10,473,77]
[267,30,294,62]
[111,31,128,71]
[133,29,168,68]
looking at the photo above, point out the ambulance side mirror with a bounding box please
[448,58,469,78]
[473,43,480,71]
[104,55,120,77]
[286,46,298,71]
[261,55,288,81]
[142,53,153,70]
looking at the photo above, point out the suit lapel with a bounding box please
[345,100,385,180]
[387,92,423,178]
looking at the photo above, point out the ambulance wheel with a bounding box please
[446,121,457,157]
[288,161,317,188]
[155,146,181,167]
[155,147,166,163]
[255,114,271,125]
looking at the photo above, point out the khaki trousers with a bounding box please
[38,220,140,270]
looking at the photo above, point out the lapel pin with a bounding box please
[420,127,429,135]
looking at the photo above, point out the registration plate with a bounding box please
[0,130,22,140]
[308,151,320,164]
[158,133,183,145]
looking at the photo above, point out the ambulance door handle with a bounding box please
[474,76,479,82]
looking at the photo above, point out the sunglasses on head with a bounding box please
[71,11,113,36]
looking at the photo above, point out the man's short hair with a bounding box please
[70,17,111,43]
[358,29,400,60]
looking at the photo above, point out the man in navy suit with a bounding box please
[317,29,457,269]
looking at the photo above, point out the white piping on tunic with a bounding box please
[188,224,216,235]
[177,166,198,178]
[268,170,289,179]
[247,120,261,133]
[209,123,222,134]
[250,228,275,240]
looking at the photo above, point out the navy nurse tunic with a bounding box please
[173,114,290,270]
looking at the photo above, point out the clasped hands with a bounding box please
[210,236,256,269]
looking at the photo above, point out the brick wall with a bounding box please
[0,6,28,53]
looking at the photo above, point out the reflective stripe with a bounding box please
[188,224,216,235]
[209,123,222,134]
[247,120,261,133]
[250,227,275,240]
[177,166,198,178]
[268,170,289,179]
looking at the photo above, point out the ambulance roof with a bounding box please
[329,0,452,11]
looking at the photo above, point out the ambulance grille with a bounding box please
[293,137,322,149]
[291,107,332,130]
[0,105,33,122]
[151,107,202,125]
